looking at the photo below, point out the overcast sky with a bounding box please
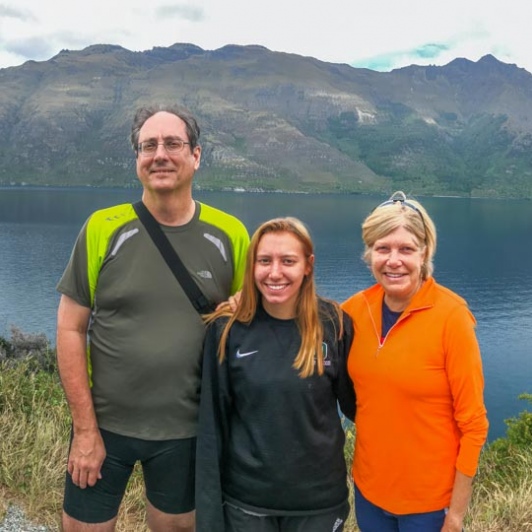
[0,0,529,74]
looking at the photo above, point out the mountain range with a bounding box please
[1,43,531,198]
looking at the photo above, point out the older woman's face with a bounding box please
[370,226,425,309]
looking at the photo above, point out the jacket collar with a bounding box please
[362,277,436,318]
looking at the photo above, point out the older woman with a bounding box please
[342,191,488,532]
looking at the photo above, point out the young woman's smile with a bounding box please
[254,231,313,319]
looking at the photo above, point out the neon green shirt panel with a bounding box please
[198,202,249,295]
[85,203,138,307]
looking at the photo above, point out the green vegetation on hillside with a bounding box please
[324,111,532,198]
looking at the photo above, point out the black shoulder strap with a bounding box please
[132,201,215,314]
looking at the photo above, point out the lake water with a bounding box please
[1,187,531,440]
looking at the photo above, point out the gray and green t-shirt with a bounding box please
[57,201,249,440]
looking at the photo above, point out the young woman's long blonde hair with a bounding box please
[205,217,342,378]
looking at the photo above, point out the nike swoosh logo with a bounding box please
[236,349,258,358]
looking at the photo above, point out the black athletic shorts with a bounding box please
[63,428,196,524]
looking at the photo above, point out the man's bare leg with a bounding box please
[62,511,117,532]
[146,501,195,532]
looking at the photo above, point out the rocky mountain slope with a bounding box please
[1,44,531,197]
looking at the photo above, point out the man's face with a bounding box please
[136,111,201,194]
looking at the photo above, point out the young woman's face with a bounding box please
[254,231,313,319]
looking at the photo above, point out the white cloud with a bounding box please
[0,0,530,74]
[155,4,205,22]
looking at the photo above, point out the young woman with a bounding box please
[196,217,355,532]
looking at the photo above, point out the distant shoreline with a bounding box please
[1,184,529,200]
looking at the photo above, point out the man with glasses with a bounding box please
[56,105,249,531]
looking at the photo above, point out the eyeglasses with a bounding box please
[375,191,428,241]
[137,139,191,156]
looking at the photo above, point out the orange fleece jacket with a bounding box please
[342,278,488,514]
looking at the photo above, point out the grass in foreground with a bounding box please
[0,361,149,531]
[1,329,531,531]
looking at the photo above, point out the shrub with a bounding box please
[0,326,56,373]
[489,393,532,457]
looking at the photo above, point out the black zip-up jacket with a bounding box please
[196,299,356,531]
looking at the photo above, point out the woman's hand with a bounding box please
[441,510,464,532]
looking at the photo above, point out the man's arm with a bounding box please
[56,294,106,489]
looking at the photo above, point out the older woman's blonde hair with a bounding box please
[206,217,342,378]
[362,191,437,280]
